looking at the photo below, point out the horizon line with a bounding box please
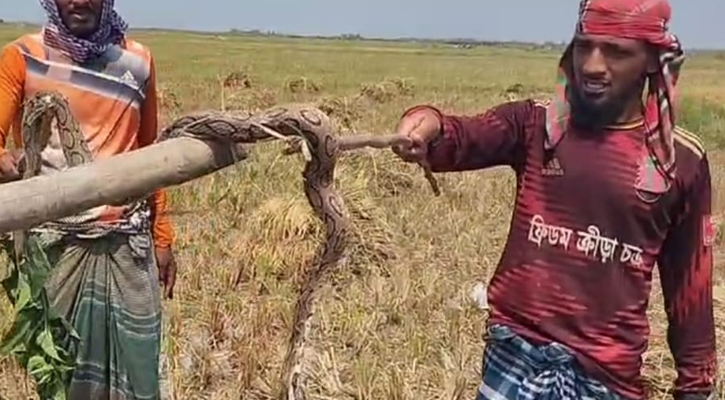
[1,19,723,51]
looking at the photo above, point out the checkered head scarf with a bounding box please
[545,0,685,194]
[40,0,128,64]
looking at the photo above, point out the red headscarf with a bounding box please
[546,0,685,195]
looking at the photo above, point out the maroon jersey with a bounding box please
[413,99,718,399]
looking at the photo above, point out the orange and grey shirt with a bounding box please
[0,33,174,247]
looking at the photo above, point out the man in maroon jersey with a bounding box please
[393,0,718,399]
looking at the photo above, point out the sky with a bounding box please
[1,0,723,49]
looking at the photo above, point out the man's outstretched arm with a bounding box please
[400,100,536,173]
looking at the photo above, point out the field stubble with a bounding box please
[0,26,724,400]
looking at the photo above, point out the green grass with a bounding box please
[0,23,723,400]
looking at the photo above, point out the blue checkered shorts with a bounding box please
[475,325,623,400]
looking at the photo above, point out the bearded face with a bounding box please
[568,33,653,129]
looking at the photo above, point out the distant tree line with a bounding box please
[0,22,717,53]
[226,28,568,51]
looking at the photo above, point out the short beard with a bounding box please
[567,87,627,131]
[567,78,646,131]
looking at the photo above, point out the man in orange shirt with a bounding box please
[0,0,176,399]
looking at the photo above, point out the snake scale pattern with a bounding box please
[16,90,378,400]
[13,90,94,261]
[156,105,351,400]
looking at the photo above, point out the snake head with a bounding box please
[21,91,70,146]
[22,91,67,125]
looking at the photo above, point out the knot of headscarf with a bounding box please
[40,0,128,64]
[545,0,685,195]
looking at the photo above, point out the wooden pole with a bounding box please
[0,132,439,234]
[0,137,246,233]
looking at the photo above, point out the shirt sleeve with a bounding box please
[138,54,175,249]
[407,100,535,173]
[0,43,26,151]
[657,155,718,400]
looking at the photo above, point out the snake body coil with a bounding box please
[16,91,434,400]
[13,90,94,260]
[16,91,350,400]
[135,102,353,400]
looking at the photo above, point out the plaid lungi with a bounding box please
[476,324,623,400]
[42,231,163,400]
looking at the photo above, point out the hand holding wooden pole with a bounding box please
[282,133,441,196]
[0,104,441,234]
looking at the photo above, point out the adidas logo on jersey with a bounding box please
[541,155,564,176]
[120,70,138,88]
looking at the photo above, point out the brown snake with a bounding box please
[13,91,439,400]
[12,90,94,263]
[157,105,439,399]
